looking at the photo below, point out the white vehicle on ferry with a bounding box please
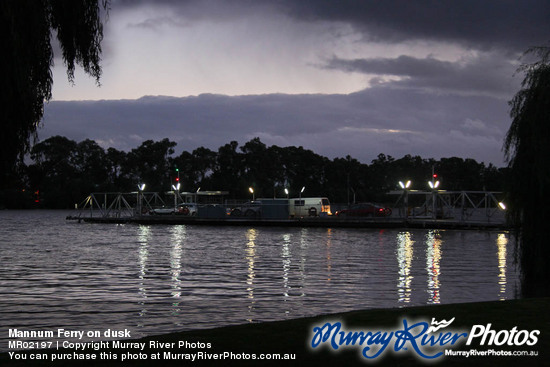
[288,197,331,217]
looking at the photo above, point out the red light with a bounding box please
[175,177,179,181]
[433,174,438,178]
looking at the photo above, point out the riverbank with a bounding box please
[2,297,548,366]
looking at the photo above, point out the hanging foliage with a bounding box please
[504,45,550,297]
[0,0,108,177]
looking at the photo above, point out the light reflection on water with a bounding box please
[497,233,508,298]
[0,210,519,350]
[396,231,414,303]
[426,230,442,304]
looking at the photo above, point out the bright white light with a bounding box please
[138,183,146,191]
[399,181,405,189]
[172,183,180,191]
[284,188,289,195]
[301,186,306,193]
[498,202,506,210]
[406,180,411,188]
[249,187,254,194]
[429,181,440,189]
[434,181,440,188]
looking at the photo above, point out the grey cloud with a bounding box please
[327,55,455,78]
[126,16,189,30]
[326,53,519,98]
[40,87,510,165]
[112,0,277,23]
[113,0,550,52]
[278,0,549,52]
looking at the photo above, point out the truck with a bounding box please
[288,197,331,218]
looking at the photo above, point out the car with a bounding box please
[179,204,197,216]
[150,204,197,216]
[149,206,177,215]
[335,203,392,217]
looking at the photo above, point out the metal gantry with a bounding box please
[75,192,165,218]
[72,191,229,219]
[390,190,507,224]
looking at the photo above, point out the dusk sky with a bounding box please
[40,0,549,166]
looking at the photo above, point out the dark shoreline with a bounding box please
[2,297,548,366]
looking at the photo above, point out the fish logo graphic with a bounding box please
[427,317,455,333]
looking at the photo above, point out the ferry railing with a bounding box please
[389,190,507,224]
[75,192,165,218]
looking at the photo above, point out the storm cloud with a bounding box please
[42,87,509,165]
[41,0,550,166]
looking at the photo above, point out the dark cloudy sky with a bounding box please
[40,0,550,166]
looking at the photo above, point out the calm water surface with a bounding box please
[0,210,519,350]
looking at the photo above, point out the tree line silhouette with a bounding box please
[0,135,507,209]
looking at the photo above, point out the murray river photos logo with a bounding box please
[310,317,540,361]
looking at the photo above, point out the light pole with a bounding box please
[299,186,305,217]
[429,166,439,189]
[427,179,439,220]
[398,181,411,219]
[137,183,146,216]
[172,182,180,210]
[347,172,350,206]
[195,187,201,205]
[249,187,255,201]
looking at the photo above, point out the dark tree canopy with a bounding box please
[504,45,550,297]
[0,0,108,176]
[10,135,506,209]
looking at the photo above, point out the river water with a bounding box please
[0,210,519,350]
